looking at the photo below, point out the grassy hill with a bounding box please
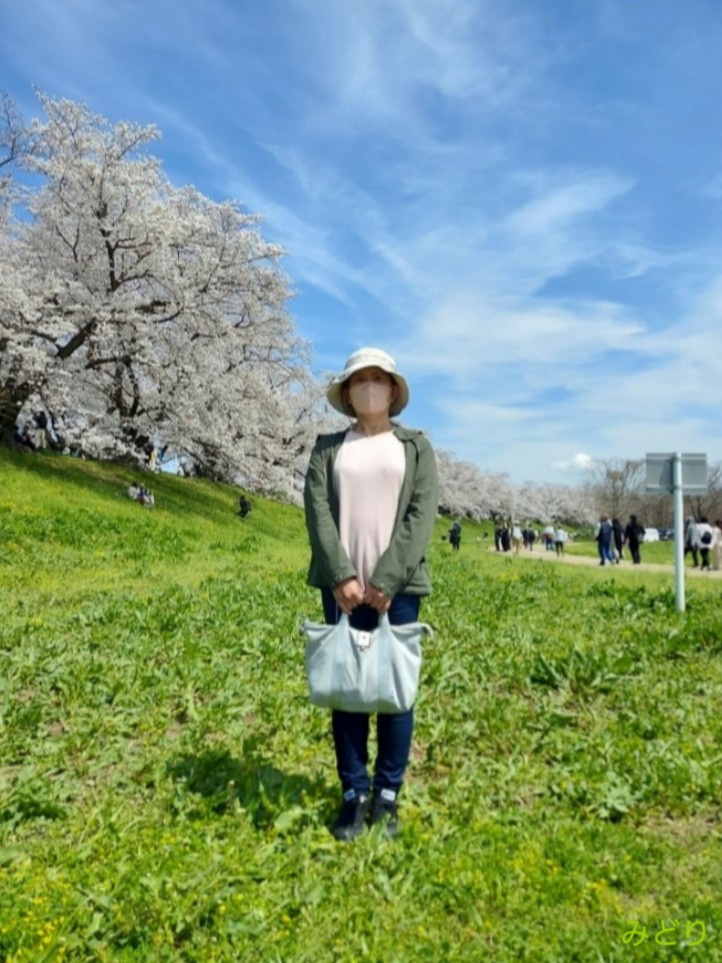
[2,448,722,962]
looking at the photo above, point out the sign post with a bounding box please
[645,453,708,612]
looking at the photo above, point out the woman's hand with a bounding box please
[332,578,365,615]
[364,583,392,614]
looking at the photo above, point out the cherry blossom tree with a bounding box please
[517,480,596,526]
[0,93,318,495]
[436,447,595,525]
[436,448,520,521]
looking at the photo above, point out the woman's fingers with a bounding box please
[333,578,365,613]
[364,585,391,613]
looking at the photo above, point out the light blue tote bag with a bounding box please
[302,613,432,714]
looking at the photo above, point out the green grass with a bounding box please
[2,448,722,961]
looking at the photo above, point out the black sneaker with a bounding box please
[332,792,369,841]
[369,790,399,837]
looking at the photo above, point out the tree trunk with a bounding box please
[0,383,31,447]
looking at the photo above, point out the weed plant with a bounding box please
[1,449,722,961]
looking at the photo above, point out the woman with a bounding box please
[303,347,439,841]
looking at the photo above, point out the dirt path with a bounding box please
[487,546,722,579]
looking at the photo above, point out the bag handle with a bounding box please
[337,611,390,626]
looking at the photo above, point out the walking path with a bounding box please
[489,547,722,579]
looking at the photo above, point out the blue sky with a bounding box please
[2,0,721,483]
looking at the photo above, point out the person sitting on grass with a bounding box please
[238,495,252,519]
[14,425,37,451]
[134,485,155,507]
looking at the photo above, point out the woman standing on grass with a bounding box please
[303,348,439,841]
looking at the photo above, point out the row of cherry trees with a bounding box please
[2,92,718,524]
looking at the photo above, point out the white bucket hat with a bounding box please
[326,347,410,417]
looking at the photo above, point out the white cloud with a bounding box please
[553,453,594,472]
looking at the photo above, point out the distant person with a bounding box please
[127,482,141,500]
[448,519,461,551]
[494,525,503,551]
[612,518,624,561]
[20,426,37,451]
[137,485,155,507]
[500,525,511,552]
[554,526,567,556]
[697,516,714,571]
[542,524,555,552]
[684,517,700,568]
[596,515,615,566]
[238,495,252,520]
[624,514,644,565]
[711,520,722,571]
[510,522,523,555]
[34,412,49,450]
[527,527,537,551]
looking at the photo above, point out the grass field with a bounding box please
[2,448,722,962]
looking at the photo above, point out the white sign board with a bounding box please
[645,453,708,494]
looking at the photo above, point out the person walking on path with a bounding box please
[612,518,624,561]
[711,520,722,571]
[684,517,701,568]
[697,517,714,571]
[596,515,616,565]
[624,514,644,565]
[448,519,462,551]
[554,526,567,556]
[303,347,438,842]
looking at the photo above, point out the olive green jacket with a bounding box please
[303,425,439,598]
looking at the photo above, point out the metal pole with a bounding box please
[673,452,685,612]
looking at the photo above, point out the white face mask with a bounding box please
[349,381,393,416]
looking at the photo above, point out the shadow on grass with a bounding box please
[166,746,328,831]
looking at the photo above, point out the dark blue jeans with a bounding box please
[321,588,420,797]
